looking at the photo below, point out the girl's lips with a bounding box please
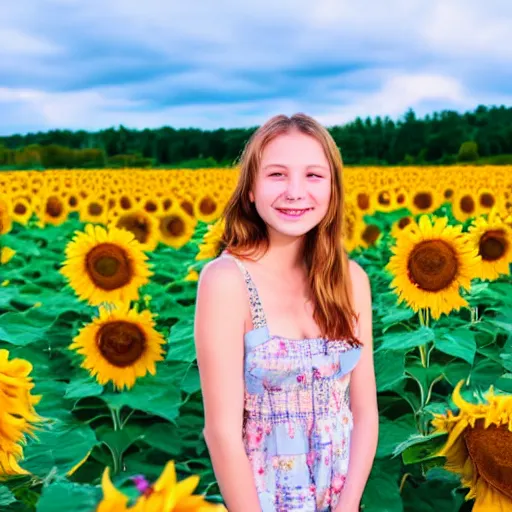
[274,207,313,219]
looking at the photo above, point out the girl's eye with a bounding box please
[269,172,283,177]
[308,173,322,178]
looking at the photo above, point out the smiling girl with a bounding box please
[194,113,378,512]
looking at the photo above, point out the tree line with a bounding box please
[0,105,511,169]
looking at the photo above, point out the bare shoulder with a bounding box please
[348,258,370,288]
[197,255,246,296]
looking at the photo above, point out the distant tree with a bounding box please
[458,141,479,162]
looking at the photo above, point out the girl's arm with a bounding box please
[335,260,379,512]
[194,258,262,512]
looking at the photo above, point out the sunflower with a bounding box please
[61,224,152,306]
[80,198,108,224]
[96,467,129,512]
[70,303,165,390]
[11,196,33,226]
[390,216,416,240]
[0,349,43,479]
[158,207,196,250]
[42,194,69,226]
[467,209,512,281]
[128,460,226,511]
[194,193,221,223]
[452,189,479,223]
[431,380,512,511]
[196,218,225,261]
[112,209,160,252]
[0,197,12,234]
[386,215,480,319]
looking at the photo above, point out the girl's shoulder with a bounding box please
[197,253,246,298]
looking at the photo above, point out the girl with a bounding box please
[194,113,378,511]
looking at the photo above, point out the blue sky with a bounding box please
[1,0,511,135]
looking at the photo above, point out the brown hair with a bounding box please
[218,113,361,345]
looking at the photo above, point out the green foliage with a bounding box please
[458,141,479,162]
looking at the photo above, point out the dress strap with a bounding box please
[220,251,267,330]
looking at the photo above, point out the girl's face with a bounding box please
[249,130,332,240]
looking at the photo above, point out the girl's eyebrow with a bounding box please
[263,164,328,171]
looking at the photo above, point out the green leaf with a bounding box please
[36,481,101,512]
[495,373,512,393]
[434,327,476,365]
[23,423,97,478]
[400,473,465,512]
[377,327,435,352]
[380,307,415,327]
[101,366,182,423]
[0,310,56,346]
[65,376,104,400]
[142,423,183,456]
[395,432,447,464]
[375,350,406,392]
[166,319,196,362]
[0,486,16,507]
[377,416,418,458]
[361,459,403,512]
[470,358,504,389]
[96,424,145,461]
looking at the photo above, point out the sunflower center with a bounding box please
[378,191,391,206]
[162,198,172,211]
[357,193,370,210]
[181,200,193,216]
[161,215,185,237]
[460,195,475,214]
[464,420,512,500]
[413,192,433,211]
[479,229,507,261]
[68,196,78,207]
[14,203,27,215]
[396,193,405,205]
[407,239,458,291]
[480,193,495,208]
[398,217,411,229]
[117,214,150,244]
[199,197,217,215]
[46,196,63,218]
[88,202,103,216]
[444,188,453,199]
[96,321,146,367]
[144,200,158,213]
[120,196,132,210]
[86,243,132,290]
[362,224,380,245]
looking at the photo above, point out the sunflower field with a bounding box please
[0,165,511,512]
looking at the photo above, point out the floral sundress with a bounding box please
[220,251,362,512]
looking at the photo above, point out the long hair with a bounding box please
[218,113,361,346]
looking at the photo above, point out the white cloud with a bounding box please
[0,0,510,134]
[314,73,470,125]
[0,29,62,56]
[421,1,512,61]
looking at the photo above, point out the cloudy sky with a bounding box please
[1,0,511,135]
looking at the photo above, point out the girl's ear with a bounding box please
[249,190,254,203]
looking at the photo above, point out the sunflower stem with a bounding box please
[418,308,429,368]
[110,406,122,431]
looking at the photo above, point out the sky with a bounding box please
[1,0,511,135]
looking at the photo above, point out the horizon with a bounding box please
[2,104,511,139]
